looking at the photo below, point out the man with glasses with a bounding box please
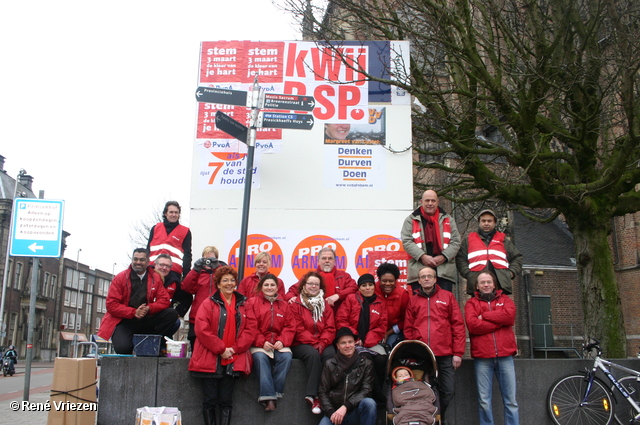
[404,266,465,424]
[97,248,179,354]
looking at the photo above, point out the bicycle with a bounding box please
[547,339,640,424]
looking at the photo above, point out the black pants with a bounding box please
[436,355,456,419]
[291,344,336,398]
[201,375,235,410]
[112,308,179,354]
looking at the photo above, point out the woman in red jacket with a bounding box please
[246,273,295,412]
[188,265,256,425]
[289,271,336,415]
[237,251,285,300]
[182,246,223,350]
[375,263,409,347]
[464,271,519,425]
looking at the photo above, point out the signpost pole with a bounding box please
[23,257,39,401]
[237,78,262,281]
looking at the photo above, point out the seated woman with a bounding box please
[182,245,225,350]
[246,273,295,412]
[375,263,410,347]
[336,273,388,401]
[237,251,285,300]
[289,271,336,415]
[188,265,256,425]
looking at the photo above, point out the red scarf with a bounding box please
[320,271,336,298]
[221,293,237,365]
[420,207,443,255]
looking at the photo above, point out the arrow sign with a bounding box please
[263,93,315,112]
[258,112,315,130]
[28,242,44,253]
[215,111,248,143]
[195,87,248,107]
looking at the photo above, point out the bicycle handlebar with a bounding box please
[582,338,602,356]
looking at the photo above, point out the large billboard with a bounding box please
[190,40,413,287]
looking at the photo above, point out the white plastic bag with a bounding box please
[135,406,182,425]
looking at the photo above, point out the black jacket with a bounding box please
[319,353,374,417]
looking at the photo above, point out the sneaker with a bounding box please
[311,398,321,415]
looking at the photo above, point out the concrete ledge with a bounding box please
[97,357,640,425]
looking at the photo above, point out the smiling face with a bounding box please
[154,258,172,278]
[477,272,496,295]
[336,335,356,357]
[255,257,269,275]
[325,123,351,140]
[131,251,149,274]
[261,278,278,298]
[304,275,321,297]
[319,249,336,273]
[359,281,376,297]
[420,190,439,216]
[217,274,236,299]
[165,205,180,223]
[379,272,397,295]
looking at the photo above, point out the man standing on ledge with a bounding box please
[401,190,461,292]
[456,209,523,296]
[98,248,178,354]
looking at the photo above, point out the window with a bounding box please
[43,272,50,297]
[70,291,77,308]
[76,315,81,331]
[50,275,57,298]
[62,312,69,328]
[14,262,23,289]
[95,317,101,332]
[68,314,75,331]
[64,289,71,307]
[77,291,83,307]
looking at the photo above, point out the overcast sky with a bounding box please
[0,1,300,273]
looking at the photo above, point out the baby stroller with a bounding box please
[385,340,441,425]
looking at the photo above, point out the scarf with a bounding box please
[264,294,278,303]
[163,218,179,234]
[420,207,442,255]
[300,288,325,323]
[477,228,496,241]
[479,291,498,302]
[357,294,376,343]
[320,271,336,298]
[334,350,359,373]
[221,293,237,365]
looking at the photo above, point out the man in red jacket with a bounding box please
[97,248,178,354]
[404,266,465,423]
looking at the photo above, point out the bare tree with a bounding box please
[128,200,165,254]
[281,0,640,356]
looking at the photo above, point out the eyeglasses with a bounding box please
[306,282,320,287]
[419,274,436,280]
[156,263,171,269]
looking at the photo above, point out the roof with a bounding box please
[512,211,576,268]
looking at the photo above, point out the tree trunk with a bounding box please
[570,219,626,357]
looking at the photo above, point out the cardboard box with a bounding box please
[47,357,97,425]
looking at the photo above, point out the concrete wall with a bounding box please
[97,357,640,425]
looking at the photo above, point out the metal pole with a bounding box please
[237,78,262,281]
[73,249,81,358]
[0,169,26,346]
[23,257,39,401]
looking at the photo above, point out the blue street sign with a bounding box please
[10,199,65,257]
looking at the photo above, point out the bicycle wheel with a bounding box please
[614,376,640,424]
[548,374,614,425]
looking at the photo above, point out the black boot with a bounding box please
[203,408,216,425]
[220,408,231,425]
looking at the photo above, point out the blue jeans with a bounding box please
[474,356,519,425]
[252,350,293,401]
[386,331,404,347]
[318,397,376,425]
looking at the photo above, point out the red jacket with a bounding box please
[375,285,409,332]
[285,268,357,309]
[97,266,170,340]
[181,269,216,324]
[237,273,286,300]
[404,286,465,357]
[465,290,517,358]
[188,291,256,375]
[289,300,336,353]
[336,292,388,348]
[245,293,295,347]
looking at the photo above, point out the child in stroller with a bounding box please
[390,366,438,425]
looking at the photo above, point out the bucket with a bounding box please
[133,334,162,357]
[166,340,187,358]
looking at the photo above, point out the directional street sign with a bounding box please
[262,93,315,112]
[195,87,248,107]
[258,112,315,130]
[215,111,248,143]
[10,199,64,258]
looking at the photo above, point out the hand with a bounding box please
[419,255,438,268]
[135,303,149,319]
[355,339,363,346]
[221,347,235,359]
[433,255,446,267]
[452,355,462,370]
[193,258,206,273]
[477,315,483,320]
[273,341,284,350]
[330,406,347,425]
[288,296,297,304]
[263,342,274,351]
[325,294,340,306]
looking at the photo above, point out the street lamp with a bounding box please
[73,248,82,357]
